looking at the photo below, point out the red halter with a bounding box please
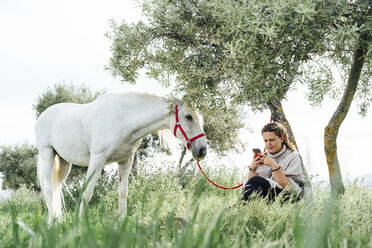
[173,105,205,150]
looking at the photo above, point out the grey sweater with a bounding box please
[255,145,304,195]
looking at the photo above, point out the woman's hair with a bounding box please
[261,122,297,151]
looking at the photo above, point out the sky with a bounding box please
[1,0,371,183]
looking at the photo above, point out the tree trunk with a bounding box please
[269,99,313,198]
[269,99,298,151]
[324,40,366,196]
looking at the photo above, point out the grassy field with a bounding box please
[0,166,371,248]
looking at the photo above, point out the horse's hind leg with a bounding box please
[57,155,72,183]
[37,147,56,226]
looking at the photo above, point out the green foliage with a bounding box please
[200,100,245,154]
[301,1,372,114]
[0,144,39,191]
[106,0,372,163]
[355,51,372,116]
[1,165,372,247]
[299,57,341,107]
[105,0,353,154]
[107,0,336,110]
[32,82,106,118]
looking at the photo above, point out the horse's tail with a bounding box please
[53,154,66,217]
[37,153,66,218]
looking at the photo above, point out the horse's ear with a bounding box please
[171,94,184,106]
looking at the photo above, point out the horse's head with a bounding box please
[170,96,207,161]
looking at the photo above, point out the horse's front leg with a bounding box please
[118,141,141,217]
[118,158,132,217]
[79,153,106,219]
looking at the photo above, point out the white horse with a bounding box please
[35,93,207,225]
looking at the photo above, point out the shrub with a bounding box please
[32,83,106,118]
[0,143,39,191]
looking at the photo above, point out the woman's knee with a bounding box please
[241,176,270,201]
[246,176,270,188]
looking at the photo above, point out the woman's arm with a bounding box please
[248,155,263,179]
[261,155,289,188]
[248,168,258,179]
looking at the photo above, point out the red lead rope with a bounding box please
[196,117,272,190]
[197,161,243,189]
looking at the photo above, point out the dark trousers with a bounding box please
[241,176,283,202]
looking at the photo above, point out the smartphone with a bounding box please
[252,148,262,158]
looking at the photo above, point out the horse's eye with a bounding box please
[185,115,193,120]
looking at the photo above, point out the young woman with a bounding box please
[241,122,304,202]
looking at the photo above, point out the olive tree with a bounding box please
[106,0,338,148]
[106,0,345,193]
[327,2,372,195]
[301,1,372,195]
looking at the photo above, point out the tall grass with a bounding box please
[0,165,371,247]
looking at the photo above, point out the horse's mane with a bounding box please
[158,129,179,151]
[188,108,204,126]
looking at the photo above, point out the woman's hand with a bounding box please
[261,155,280,170]
[260,154,289,188]
[250,154,264,170]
